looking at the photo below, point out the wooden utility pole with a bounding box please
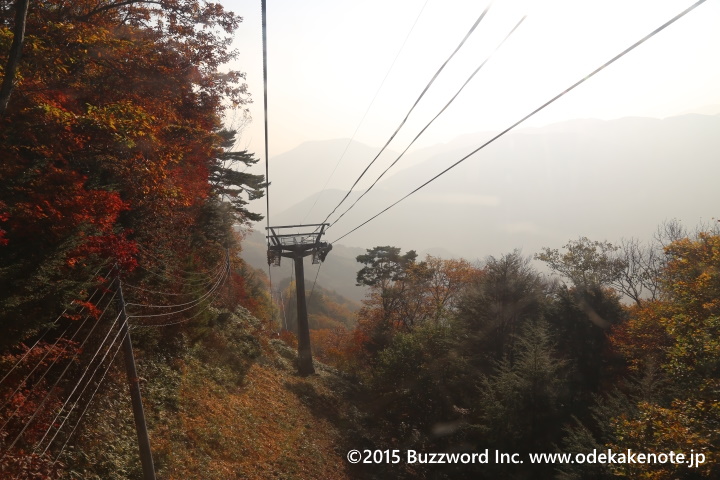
[116,276,157,480]
[267,224,332,376]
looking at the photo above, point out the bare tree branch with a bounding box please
[78,0,171,21]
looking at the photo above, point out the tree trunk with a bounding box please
[0,0,30,115]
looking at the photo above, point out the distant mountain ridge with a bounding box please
[268,113,720,261]
[267,139,399,214]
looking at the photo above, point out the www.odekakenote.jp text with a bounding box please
[346,448,707,469]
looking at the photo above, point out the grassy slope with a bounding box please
[66,306,373,480]
[160,352,351,479]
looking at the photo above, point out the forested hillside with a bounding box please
[317,225,720,479]
[2,1,719,480]
[0,0,274,476]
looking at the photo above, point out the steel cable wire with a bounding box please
[0,299,120,458]
[319,3,493,226]
[302,0,431,223]
[129,264,230,328]
[132,261,224,287]
[124,259,228,309]
[127,261,229,321]
[50,328,127,466]
[0,283,116,420]
[0,263,112,389]
[328,15,527,229]
[133,243,225,278]
[35,318,125,455]
[331,0,709,244]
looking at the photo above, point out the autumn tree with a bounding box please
[612,219,719,306]
[0,1,270,473]
[656,233,720,391]
[537,234,672,306]
[474,320,569,479]
[614,237,663,304]
[546,284,626,416]
[456,250,547,366]
[424,256,478,322]
[355,246,419,325]
[355,247,479,357]
[610,231,720,390]
[354,246,420,354]
[369,321,469,444]
[566,231,720,480]
[356,248,478,328]
[536,237,626,290]
[0,0,30,113]
[0,0,262,343]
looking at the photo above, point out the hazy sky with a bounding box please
[220,0,720,232]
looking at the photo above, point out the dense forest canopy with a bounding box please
[316,225,719,479]
[1,1,719,479]
[0,2,272,475]
[0,0,265,342]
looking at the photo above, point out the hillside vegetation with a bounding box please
[58,307,359,480]
[2,2,720,480]
[309,227,720,480]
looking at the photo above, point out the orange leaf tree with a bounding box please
[0,0,262,343]
[599,232,720,479]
